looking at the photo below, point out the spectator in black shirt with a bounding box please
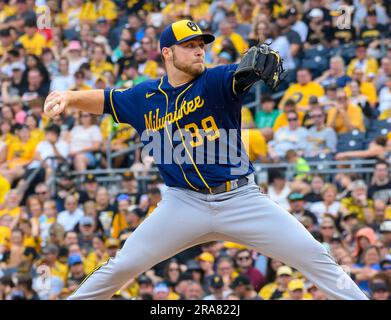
[288,192,318,226]
[114,40,135,80]
[275,11,301,58]
[368,160,391,202]
[22,54,51,89]
[74,200,105,236]
[12,274,40,300]
[78,174,98,205]
[95,186,117,237]
[225,10,251,41]
[105,238,120,258]
[118,206,144,237]
[140,35,159,61]
[120,171,142,205]
[67,254,86,285]
[0,27,14,55]
[304,175,325,203]
[360,7,388,44]
[96,17,117,49]
[303,0,332,25]
[230,275,262,300]
[77,216,97,254]
[6,60,25,97]
[20,68,50,102]
[370,281,391,300]
[4,0,36,29]
[305,8,334,48]
[269,266,293,300]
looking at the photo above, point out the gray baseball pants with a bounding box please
[68,175,368,300]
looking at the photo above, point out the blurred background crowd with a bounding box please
[1,0,391,300]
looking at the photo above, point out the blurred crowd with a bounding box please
[1,0,391,300]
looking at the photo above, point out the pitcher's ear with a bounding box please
[162,46,175,62]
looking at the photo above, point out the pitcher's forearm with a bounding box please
[67,90,105,115]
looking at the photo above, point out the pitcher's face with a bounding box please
[172,38,206,77]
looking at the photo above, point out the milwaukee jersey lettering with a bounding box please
[103,64,254,190]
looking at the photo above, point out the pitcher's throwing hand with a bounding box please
[44,91,68,118]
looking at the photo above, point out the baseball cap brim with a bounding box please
[176,33,215,46]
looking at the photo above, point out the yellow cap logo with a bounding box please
[187,21,199,32]
[172,20,203,42]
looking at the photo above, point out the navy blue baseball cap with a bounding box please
[159,20,215,52]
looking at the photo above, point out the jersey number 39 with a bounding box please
[184,115,220,147]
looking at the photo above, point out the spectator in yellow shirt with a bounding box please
[79,0,118,24]
[39,244,68,284]
[339,180,374,224]
[279,68,325,112]
[25,114,45,143]
[0,228,37,271]
[273,99,305,132]
[90,43,114,78]
[0,174,10,205]
[0,119,16,164]
[0,214,12,247]
[344,68,378,107]
[259,265,293,300]
[241,128,268,163]
[237,1,254,24]
[0,125,38,184]
[27,97,50,129]
[211,21,248,58]
[100,115,136,168]
[71,71,92,91]
[19,218,41,253]
[58,0,84,29]
[241,107,255,128]
[184,0,210,22]
[0,1,16,23]
[284,279,311,300]
[0,189,21,218]
[146,188,162,217]
[0,27,15,56]
[105,238,120,259]
[111,195,131,239]
[162,0,186,24]
[5,125,36,165]
[346,41,378,78]
[18,18,48,56]
[132,47,156,79]
[327,89,366,134]
[84,235,110,274]
[241,115,269,163]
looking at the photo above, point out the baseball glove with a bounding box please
[233,43,284,92]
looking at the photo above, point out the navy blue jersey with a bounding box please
[103,64,254,191]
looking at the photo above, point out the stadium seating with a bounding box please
[300,45,330,78]
[336,130,366,152]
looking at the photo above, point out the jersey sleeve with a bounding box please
[205,64,243,102]
[103,88,141,130]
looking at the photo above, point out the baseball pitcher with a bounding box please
[44,20,367,300]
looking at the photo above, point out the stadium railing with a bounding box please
[55,159,379,197]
